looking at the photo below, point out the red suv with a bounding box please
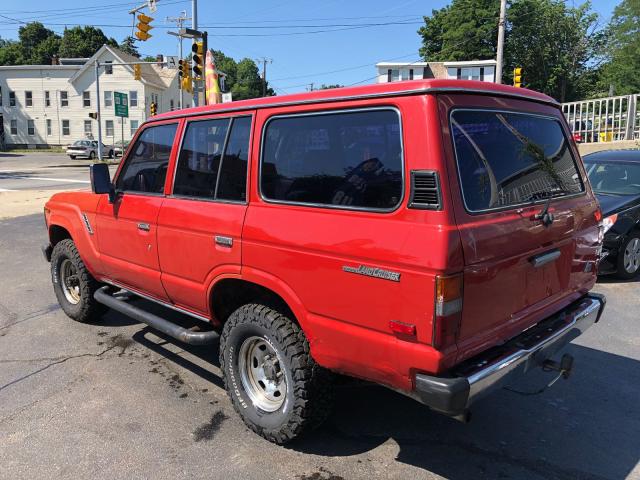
[43,79,605,444]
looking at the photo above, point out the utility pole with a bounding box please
[256,57,272,97]
[495,0,507,84]
[192,0,199,106]
[94,60,103,161]
[308,83,314,92]
[167,11,191,109]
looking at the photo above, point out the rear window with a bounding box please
[451,110,584,212]
[260,109,403,211]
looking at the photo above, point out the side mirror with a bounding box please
[90,163,116,203]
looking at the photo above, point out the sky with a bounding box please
[0,0,620,94]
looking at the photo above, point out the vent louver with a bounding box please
[409,170,441,210]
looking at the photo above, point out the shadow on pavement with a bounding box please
[100,300,639,479]
[0,153,24,158]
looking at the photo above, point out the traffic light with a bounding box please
[192,41,204,77]
[178,59,192,93]
[134,64,141,81]
[150,102,157,116]
[134,13,154,41]
[513,67,523,88]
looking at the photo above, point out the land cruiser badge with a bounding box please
[342,264,401,282]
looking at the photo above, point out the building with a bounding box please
[0,45,182,149]
[376,60,497,84]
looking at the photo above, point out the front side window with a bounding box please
[10,119,17,135]
[62,120,70,136]
[173,118,230,199]
[129,91,138,107]
[261,109,403,210]
[115,123,177,194]
[25,91,33,107]
[27,119,35,135]
[105,120,114,137]
[60,91,68,107]
[104,91,113,107]
[451,110,584,212]
[9,91,15,107]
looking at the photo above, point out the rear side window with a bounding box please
[451,110,584,212]
[261,109,403,210]
[116,123,177,194]
[173,116,251,202]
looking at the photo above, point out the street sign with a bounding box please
[148,0,157,13]
[165,56,179,69]
[114,92,129,118]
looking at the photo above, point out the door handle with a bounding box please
[214,235,233,247]
[530,249,560,267]
[137,222,150,232]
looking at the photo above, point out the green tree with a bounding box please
[598,0,640,95]
[119,36,140,58]
[18,22,60,64]
[207,52,274,99]
[418,0,499,61]
[0,40,24,65]
[58,26,117,58]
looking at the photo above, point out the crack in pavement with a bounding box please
[0,303,60,332]
[0,345,118,393]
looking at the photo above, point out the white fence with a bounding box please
[562,94,639,144]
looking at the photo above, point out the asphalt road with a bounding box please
[0,152,118,191]
[1,203,639,478]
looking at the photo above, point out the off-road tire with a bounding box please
[220,304,333,444]
[51,239,105,322]
[616,232,640,280]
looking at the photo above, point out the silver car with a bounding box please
[66,140,114,160]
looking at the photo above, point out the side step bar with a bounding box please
[94,286,219,346]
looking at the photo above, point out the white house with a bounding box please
[0,45,182,148]
[376,59,497,84]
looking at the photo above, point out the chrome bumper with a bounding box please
[414,293,606,416]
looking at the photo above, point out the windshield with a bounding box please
[586,161,640,195]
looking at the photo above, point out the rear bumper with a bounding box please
[414,293,606,416]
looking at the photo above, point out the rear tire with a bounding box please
[108,150,114,159]
[220,304,333,444]
[616,232,640,279]
[69,155,76,159]
[51,239,106,322]
[89,151,96,160]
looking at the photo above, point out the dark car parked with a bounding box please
[585,149,640,278]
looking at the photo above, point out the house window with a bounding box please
[104,91,113,107]
[105,61,113,75]
[129,91,138,107]
[25,91,33,107]
[130,119,139,135]
[45,91,50,107]
[46,119,52,136]
[480,67,485,81]
[10,119,17,135]
[62,120,70,136]
[409,69,414,80]
[60,91,68,107]
[170,99,174,111]
[0,86,2,106]
[27,119,35,135]
[84,120,92,137]
[83,91,91,107]
[387,69,392,82]
[9,91,16,107]
[456,68,462,79]
[106,120,114,137]
[387,69,400,82]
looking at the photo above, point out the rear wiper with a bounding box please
[531,192,561,226]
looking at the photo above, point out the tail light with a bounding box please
[573,133,582,143]
[433,274,463,349]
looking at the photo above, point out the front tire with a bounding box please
[220,304,333,444]
[108,150,114,159]
[617,232,640,279]
[51,239,105,322]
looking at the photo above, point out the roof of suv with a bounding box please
[152,79,558,122]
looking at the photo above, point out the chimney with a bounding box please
[156,54,164,68]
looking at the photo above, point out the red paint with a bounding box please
[44,79,601,394]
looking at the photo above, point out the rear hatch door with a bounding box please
[439,95,600,362]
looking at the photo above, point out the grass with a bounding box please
[5,147,66,154]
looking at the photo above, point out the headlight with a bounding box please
[601,214,618,234]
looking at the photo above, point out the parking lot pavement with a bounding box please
[1,213,639,480]
[0,153,118,220]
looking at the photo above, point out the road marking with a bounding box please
[0,176,90,184]
[0,188,16,192]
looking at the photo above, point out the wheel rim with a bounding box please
[623,238,640,274]
[60,259,81,304]
[238,336,287,412]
